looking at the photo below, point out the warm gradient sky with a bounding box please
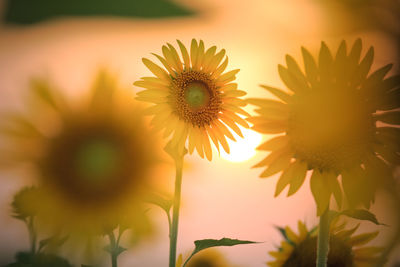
[0,0,399,266]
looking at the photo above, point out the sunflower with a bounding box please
[249,39,400,214]
[177,249,236,267]
[267,221,382,267]
[134,39,249,160]
[0,70,158,252]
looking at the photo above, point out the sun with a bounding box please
[220,126,262,162]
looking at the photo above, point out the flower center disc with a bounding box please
[184,82,210,110]
[172,70,221,127]
[75,139,120,184]
[283,236,353,267]
[288,88,374,172]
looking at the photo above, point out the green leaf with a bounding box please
[4,0,195,25]
[39,235,68,251]
[104,245,127,257]
[340,209,384,225]
[145,193,173,214]
[183,238,258,267]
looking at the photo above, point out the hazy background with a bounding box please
[0,0,399,266]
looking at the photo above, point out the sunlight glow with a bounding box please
[220,126,263,162]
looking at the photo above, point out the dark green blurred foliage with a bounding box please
[6,252,73,267]
[4,0,195,25]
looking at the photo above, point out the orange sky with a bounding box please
[0,0,399,266]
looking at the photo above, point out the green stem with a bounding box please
[169,156,184,267]
[374,190,400,267]
[108,232,118,267]
[27,216,37,255]
[316,208,331,267]
[111,253,117,267]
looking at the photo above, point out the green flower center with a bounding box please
[171,70,221,127]
[184,82,210,109]
[75,139,120,183]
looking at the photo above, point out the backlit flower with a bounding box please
[135,39,249,160]
[0,70,159,251]
[249,39,400,214]
[267,221,381,267]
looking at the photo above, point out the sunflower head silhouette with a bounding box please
[0,69,160,253]
[249,39,400,214]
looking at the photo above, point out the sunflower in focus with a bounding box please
[0,70,159,252]
[249,39,400,214]
[134,39,249,160]
[268,221,381,267]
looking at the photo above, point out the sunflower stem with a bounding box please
[169,155,184,267]
[108,232,118,267]
[27,216,37,255]
[316,207,331,267]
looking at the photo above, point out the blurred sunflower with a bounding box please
[177,249,235,267]
[249,39,400,214]
[134,39,249,160]
[267,221,382,267]
[0,70,159,254]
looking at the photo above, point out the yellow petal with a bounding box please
[196,40,205,68]
[217,69,240,84]
[275,161,297,196]
[222,103,250,116]
[298,221,308,239]
[259,149,293,178]
[142,58,170,80]
[326,172,342,208]
[193,126,205,158]
[260,85,291,103]
[287,161,308,196]
[219,114,243,138]
[201,128,213,161]
[167,43,183,72]
[188,125,196,154]
[171,120,185,147]
[151,53,175,75]
[133,80,170,90]
[211,125,230,154]
[212,56,229,79]
[143,103,171,115]
[310,170,333,216]
[257,135,289,151]
[252,121,287,134]
[213,119,235,141]
[163,115,179,138]
[350,231,379,247]
[136,89,169,98]
[190,39,199,70]
[223,90,246,97]
[222,110,249,128]
[202,46,217,70]
[177,40,190,69]
[220,83,238,92]
[206,125,220,153]
[285,226,300,243]
[206,49,226,73]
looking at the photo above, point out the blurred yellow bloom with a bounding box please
[0,69,160,254]
[267,220,382,267]
[177,249,237,267]
[134,39,249,160]
[249,39,400,214]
